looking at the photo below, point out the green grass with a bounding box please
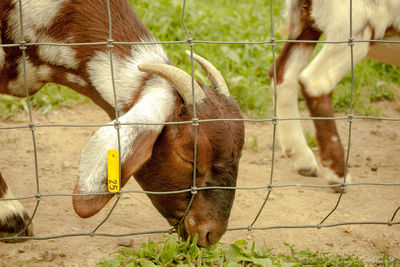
[130,0,284,117]
[245,135,259,152]
[96,235,399,267]
[305,132,318,152]
[332,60,400,116]
[1,0,399,119]
[0,83,90,119]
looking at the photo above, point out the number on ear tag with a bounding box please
[107,149,120,193]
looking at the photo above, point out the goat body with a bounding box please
[0,0,244,247]
[271,0,400,185]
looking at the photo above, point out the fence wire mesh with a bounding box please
[0,0,399,244]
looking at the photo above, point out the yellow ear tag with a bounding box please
[107,149,120,193]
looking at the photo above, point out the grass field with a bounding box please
[1,0,398,119]
[95,235,398,267]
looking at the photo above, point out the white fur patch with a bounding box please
[87,37,168,111]
[87,38,168,112]
[285,0,305,39]
[188,216,196,226]
[78,77,175,195]
[323,167,352,186]
[0,188,27,225]
[8,58,52,96]
[7,0,79,70]
[299,38,370,97]
[38,36,79,70]
[66,73,88,87]
[310,0,400,41]
[7,0,67,42]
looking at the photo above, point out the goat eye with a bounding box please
[174,150,193,166]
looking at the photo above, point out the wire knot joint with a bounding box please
[191,186,198,195]
[107,39,114,48]
[19,40,27,50]
[192,118,199,127]
[114,120,121,130]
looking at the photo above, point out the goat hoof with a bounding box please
[284,148,293,158]
[294,147,319,177]
[323,168,352,193]
[297,167,318,177]
[0,227,34,243]
[0,213,34,243]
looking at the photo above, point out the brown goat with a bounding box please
[0,0,244,247]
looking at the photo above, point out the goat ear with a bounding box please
[72,120,161,218]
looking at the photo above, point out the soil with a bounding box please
[0,103,399,266]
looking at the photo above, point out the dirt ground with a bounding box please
[0,103,399,266]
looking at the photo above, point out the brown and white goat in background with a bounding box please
[271,0,400,185]
[0,0,244,247]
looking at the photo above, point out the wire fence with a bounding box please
[0,0,400,244]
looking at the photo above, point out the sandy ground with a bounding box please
[0,103,399,266]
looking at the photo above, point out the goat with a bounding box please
[0,0,244,247]
[270,0,400,186]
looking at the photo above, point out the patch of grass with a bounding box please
[333,59,400,116]
[378,254,400,267]
[0,83,90,120]
[369,82,396,102]
[4,137,19,144]
[305,132,318,152]
[96,235,387,267]
[245,136,259,152]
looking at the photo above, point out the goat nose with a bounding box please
[184,216,226,247]
[198,228,223,247]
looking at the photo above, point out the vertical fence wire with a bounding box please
[89,0,124,236]
[14,0,41,238]
[318,0,356,226]
[175,0,199,231]
[249,0,278,228]
[0,0,399,243]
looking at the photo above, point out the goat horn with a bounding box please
[138,64,205,105]
[185,50,229,96]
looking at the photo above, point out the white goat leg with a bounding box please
[273,45,319,176]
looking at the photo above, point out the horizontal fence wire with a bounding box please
[0,0,399,243]
[2,39,400,49]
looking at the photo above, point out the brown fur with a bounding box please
[300,84,345,177]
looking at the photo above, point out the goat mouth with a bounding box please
[166,216,189,238]
[174,222,188,238]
